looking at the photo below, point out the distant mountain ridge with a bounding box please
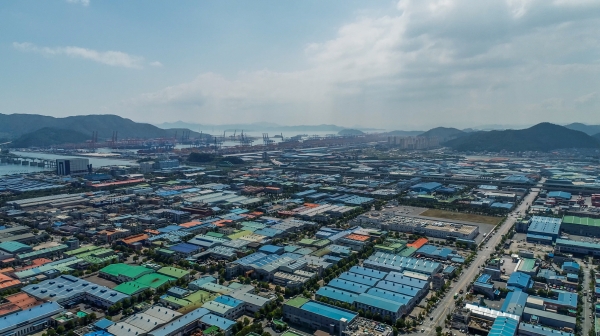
[445,123,600,152]
[564,123,600,136]
[8,127,90,148]
[156,121,381,133]
[420,127,466,141]
[0,114,203,140]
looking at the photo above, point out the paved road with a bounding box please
[421,181,543,336]
[583,265,592,336]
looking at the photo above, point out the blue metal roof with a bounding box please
[301,301,357,321]
[327,279,370,294]
[338,272,379,287]
[169,243,200,254]
[528,216,561,237]
[354,293,403,313]
[489,317,518,336]
[316,287,358,304]
[501,291,528,315]
[149,308,211,336]
[562,261,580,271]
[213,295,243,308]
[518,323,573,336]
[507,272,532,289]
[547,191,572,200]
[367,288,412,304]
[382,271,428,289]
[375,280,420,297]
[476,274,491,284]
[349,266,387,279]
[93,318,115,330]
[0,301,63,334]
[258,245,284,254]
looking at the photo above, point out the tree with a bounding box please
[56,326,65,334]
[243,317,250,326]
[436,326,442,336]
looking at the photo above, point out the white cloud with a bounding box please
[128,0,600,127]
[149,61,163,67]
[66,0,90,7]
[12,42,159,69]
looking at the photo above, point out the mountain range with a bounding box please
[155,121,381,133]
[0,114,203,142]
[443,123,600,152]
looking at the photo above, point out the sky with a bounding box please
[2,0,600,130]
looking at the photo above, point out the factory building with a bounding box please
[383,216,479,240]
[56,158,91,176]
[0,301,64,336]
[22,275,129,308]
[560,216,600,237]
[283,297,357,336]
[526,216,561,243]
[555,239,600,256]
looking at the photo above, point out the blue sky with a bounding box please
[2,0,600,130]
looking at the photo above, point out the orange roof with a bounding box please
[0,267,14,274]
[5,293,42,309]
[121,234,149,245]
[345,234,370,242]
[304,203,320,208]
[0,303,19,317]
[91,178,145,188]
[0,273,20,289]
[145,229,160,235]
[250,211,263,216]
[0,258,15,264]
[19,258,52,271]
[179,221,203,228]
[407,238,428,249]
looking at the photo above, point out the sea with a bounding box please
[0,151,137,177]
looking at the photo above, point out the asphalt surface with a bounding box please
[583,264,593,336]
[420,181,543,336]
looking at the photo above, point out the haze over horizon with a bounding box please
[2,0,600,129]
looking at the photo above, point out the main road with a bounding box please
[421,179,544,336]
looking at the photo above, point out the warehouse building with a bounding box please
[526,216,561,243]
[364,252,443,275]
[22,275,129,308]
[560,216,600,237]
[383,216,479,240]
[148,308,235,336]
[99,263,155,283]
[555,239,600,256]
[283,297,357,336]
[0,301,64,336]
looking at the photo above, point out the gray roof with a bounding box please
[148,308,211,336]
[22,274,128,305]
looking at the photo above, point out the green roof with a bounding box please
[299,238,317,245]
[157,266,190,279]
[206,232,225,238]
[313,239,331,248]
[204,326,220,334]
[562,215,600,227]
[398,247,417,257]
[227,230,252,240]
[311,248,331,257]
[162,295,192,307]
[64,245,103,256]
[114,281,150,295]
[285,296,309,308]
[134,273,176,288]
[0,241,31,253]
[18,244,68,259]
[81,254,119,265]
[100,263,154,280]
[520,258,537,272]
[186,290,217,304]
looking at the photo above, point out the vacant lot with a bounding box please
[419,209,502,225]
